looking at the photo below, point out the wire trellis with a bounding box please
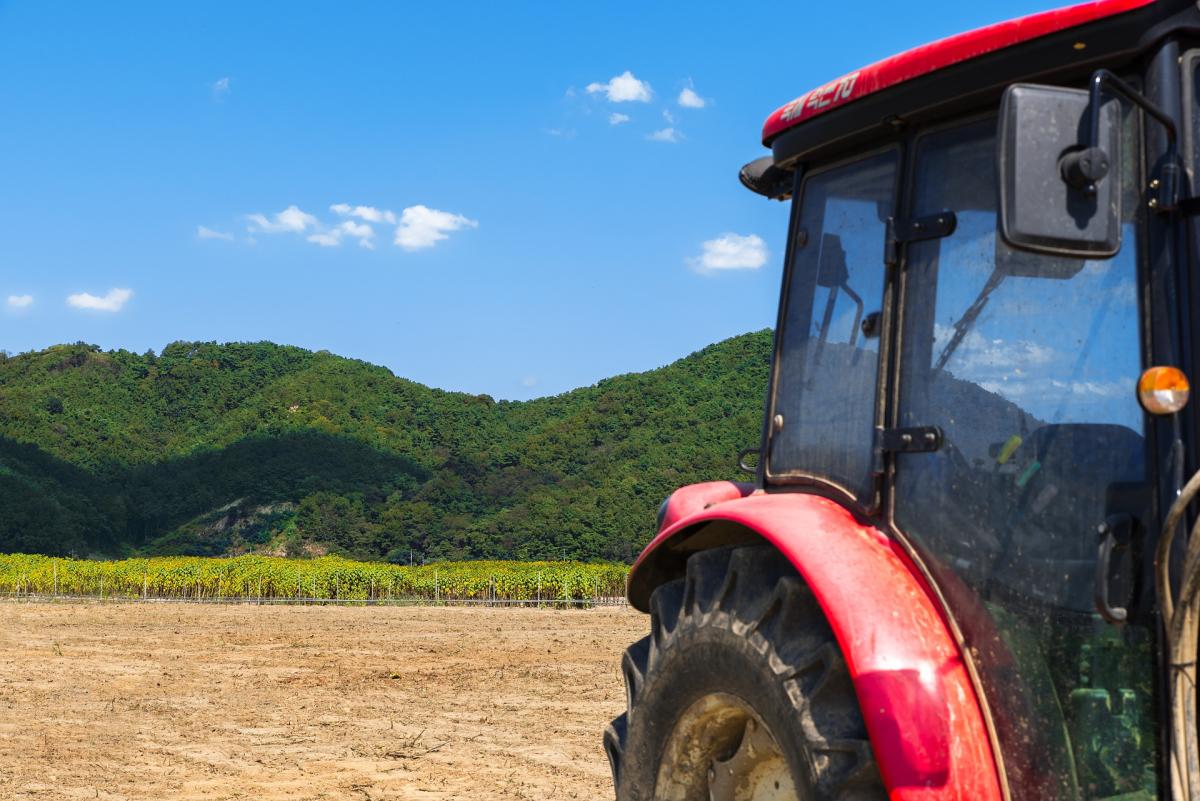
[0,591,628,608]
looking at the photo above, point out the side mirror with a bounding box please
[997,83,1122,258]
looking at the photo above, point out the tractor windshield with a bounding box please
[893,117,1154,800]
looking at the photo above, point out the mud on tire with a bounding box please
[604,544,887,801]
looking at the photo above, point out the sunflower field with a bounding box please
[0,553,629,605]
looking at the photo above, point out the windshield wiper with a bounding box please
[933,268,1004,372]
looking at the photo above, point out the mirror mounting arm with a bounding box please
[1085,69,1180,212]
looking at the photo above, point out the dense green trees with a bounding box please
[0,331,771,561]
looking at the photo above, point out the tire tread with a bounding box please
[607,544,886,800]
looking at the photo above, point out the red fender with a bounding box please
[628,483,1003,801]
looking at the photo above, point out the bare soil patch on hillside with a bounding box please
[0,602,644,800]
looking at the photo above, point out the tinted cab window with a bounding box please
[768,151,896,505]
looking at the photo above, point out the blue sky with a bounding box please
[0,0,1069,400]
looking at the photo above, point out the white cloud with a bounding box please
[331,204,396,225]
[303,221,374,249]
[662,109,675,124]
[678,87,706,109]
[339,220,373,237]
[521,376,538,388]
[932,324,1057,372]
[1054,378,1128,398]
[394,205,478,251]
[586,71,652,103]
[609,112,630,125]
[196,225,233,241]
[544,127,576,138]
[338,220,375,249]
[67,288,133,312]
[688,233,768,273]
[7,294,32,309]
[648,127,682,143]
[306,232,341,247]
[232,201,475,252]
[212,77,231,99]
[246,205,318,234]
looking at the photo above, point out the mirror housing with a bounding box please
[739,156,793,200]
[997,83,1122,258]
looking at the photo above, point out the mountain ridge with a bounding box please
[0,331,772,562]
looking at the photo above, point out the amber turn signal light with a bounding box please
[1138,366,1190,415]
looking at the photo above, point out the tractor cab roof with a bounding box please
[762,0,1190,166]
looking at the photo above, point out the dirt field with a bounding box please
[0,602,645,800]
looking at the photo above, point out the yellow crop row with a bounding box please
[0,553,629,604]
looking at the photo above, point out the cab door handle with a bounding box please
[1095,512,1134,624]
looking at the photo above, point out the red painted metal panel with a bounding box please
[629,490,1003,801]
[658,479,758,531]
[762,0,1155,145]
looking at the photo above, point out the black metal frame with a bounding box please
[1141,41,1190,801]
[1088,68,1180,211]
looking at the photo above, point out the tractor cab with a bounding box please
[754,2,1198,798]
[610,2,1200,800]
[762,89,1154,799]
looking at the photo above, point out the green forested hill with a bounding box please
[0,331,771,562]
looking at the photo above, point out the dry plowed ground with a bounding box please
[0,603,645,800]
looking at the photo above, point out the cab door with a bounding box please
[765,149,897,510]
[890,117,1155,800]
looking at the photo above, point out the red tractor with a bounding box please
[605,1,1200,799]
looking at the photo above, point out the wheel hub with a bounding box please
[654,692,800,801]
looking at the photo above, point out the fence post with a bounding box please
[53,561,58,597]
[143,572,147,600]
[434,571,439,604]
[537,572,541,607]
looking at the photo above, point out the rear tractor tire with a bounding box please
[604,544,887,801]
